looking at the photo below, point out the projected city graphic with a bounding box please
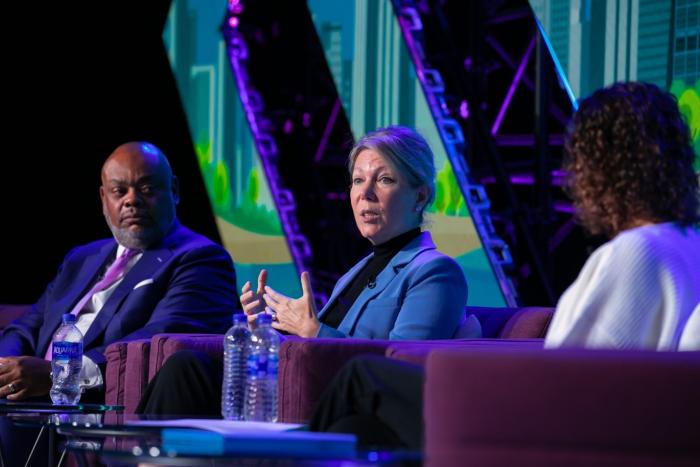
[531,0,699,168]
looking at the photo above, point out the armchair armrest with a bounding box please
[147,333,224,381]
[423,348,700,467]
[106,333,224,415]
[279,337,393,423]
[104,338,150,414]
[385,338,544,366]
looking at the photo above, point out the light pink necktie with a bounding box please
[44,248,139,360]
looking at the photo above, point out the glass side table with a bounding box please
[0,400,123,467]
[56,417,421,467]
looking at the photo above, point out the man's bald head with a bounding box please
[100,142,179,249]
[101,142,172,180]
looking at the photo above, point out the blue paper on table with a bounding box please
[162,428,357,458]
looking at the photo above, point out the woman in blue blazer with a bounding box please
[137,126,469,416]
[241,126,468,340]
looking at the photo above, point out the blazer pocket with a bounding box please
[133,278,154,290]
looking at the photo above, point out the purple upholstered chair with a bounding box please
[423,347,700,467]
[123,306,554,420]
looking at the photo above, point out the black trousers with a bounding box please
[137,349,223,417]
[308,355,425,450]
[138,351,425,449]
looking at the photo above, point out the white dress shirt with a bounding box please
[76,244,143,388]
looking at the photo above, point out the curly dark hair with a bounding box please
[564,81,699,237]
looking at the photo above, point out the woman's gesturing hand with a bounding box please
[240,269,267,324]
[263,272,320,338]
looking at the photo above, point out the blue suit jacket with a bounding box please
[0,222,239,365]
[316,231,468,340]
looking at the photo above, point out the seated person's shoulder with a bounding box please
[63,238,116,262]
[411,248,463,273]
[610,223,698,266]
[407,250,467,292]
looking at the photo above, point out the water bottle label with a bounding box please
[247,354,265,376]
[52,342,82,361]
[246,353,278,376]
[268,353,278,377]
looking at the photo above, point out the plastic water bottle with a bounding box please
[50,314,83,405]
[221,313,251,420]
[245,313,279,422]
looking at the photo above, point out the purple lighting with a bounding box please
[491,35,536,136]
[228,16,239,28]
[314,98,342,163]
[459,100,470,119]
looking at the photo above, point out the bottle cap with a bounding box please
[62,313,77,324]
[233,313,247,324]
[257,313,272,325]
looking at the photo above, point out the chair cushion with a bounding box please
[468,306,554,338]
[385,339,544,366]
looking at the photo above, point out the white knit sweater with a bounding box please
[545,222,700,351]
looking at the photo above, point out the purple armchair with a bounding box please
[121,306,554,420]
[423,347,700,467]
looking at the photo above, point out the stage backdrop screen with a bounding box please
[308,0,510,306]
[531,0,699,169]
[163,0,302,298]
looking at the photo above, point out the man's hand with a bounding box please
[0,356,52,400]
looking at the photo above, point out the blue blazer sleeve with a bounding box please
[387,254,467,340]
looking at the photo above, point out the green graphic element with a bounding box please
[670,79,700,171]
[229,168,283,236]
[429,162,468,217]
[531,1,700,171]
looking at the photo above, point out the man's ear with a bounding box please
[171,176,180,205]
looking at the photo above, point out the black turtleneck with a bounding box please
[320,228,422,330]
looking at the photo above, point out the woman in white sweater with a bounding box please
[544,82,700,350]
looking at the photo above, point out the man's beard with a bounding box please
[104,215,162,249]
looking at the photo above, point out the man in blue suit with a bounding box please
[0,142,239,402]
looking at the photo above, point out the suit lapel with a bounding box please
[82,246,173,349]
[338,232,437,335]
[317,254,373,319]
[38,241,116,356]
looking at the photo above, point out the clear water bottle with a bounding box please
[221,313,251,420]
[50,314,83,405]
[244,313,279,422]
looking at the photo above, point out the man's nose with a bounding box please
[123,187,143,207]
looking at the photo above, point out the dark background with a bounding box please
[2,1,217,303]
